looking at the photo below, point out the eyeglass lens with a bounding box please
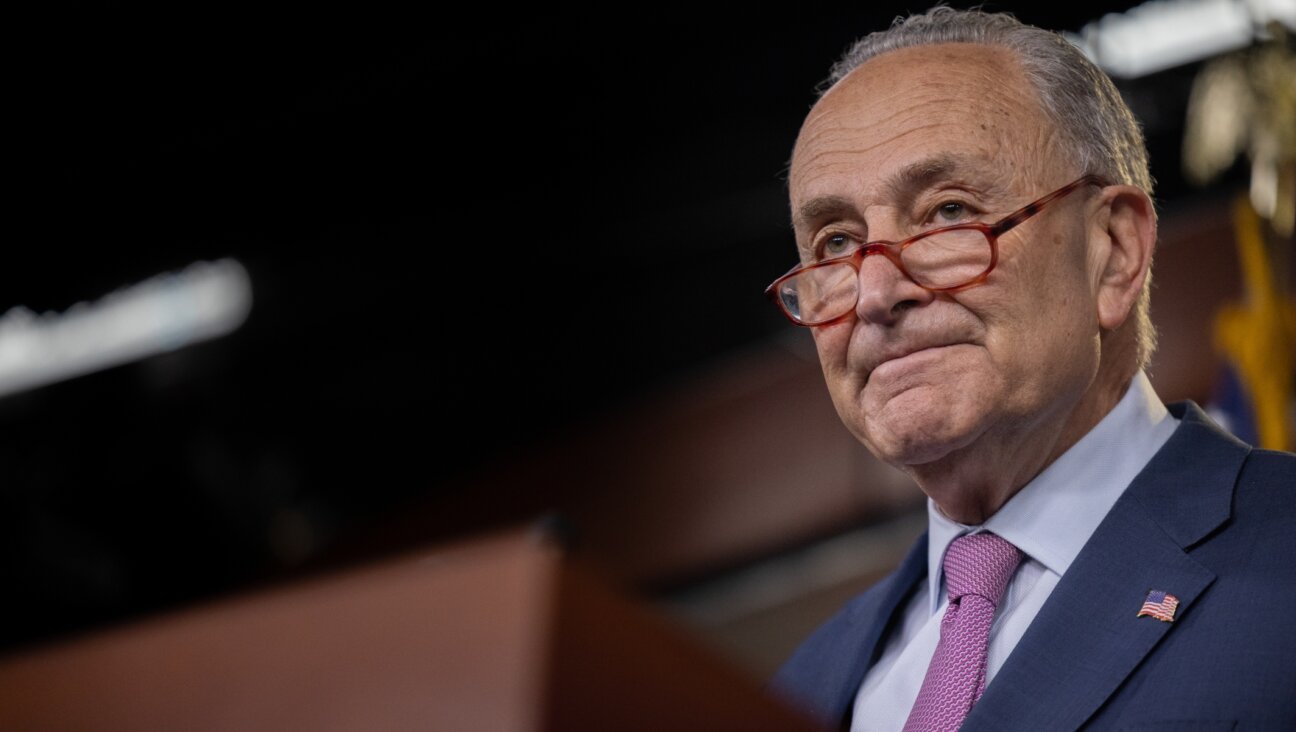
[779,228,993,324]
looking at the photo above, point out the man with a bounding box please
[765,8,1295,732]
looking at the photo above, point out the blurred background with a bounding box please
[4,0,1293,682]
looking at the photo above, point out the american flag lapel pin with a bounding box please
[1137,590,1180,622]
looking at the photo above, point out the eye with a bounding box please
[819,232,856,258]
[936,201,968,222]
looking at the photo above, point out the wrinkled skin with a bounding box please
[789,43,1156,523]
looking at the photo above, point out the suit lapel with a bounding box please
[963,502,1216,731]
[963,403,1249,732]
[830,533,929,723]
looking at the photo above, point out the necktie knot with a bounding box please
[943,532,1023,606]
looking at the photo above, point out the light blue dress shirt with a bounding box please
[851,371,1179,731]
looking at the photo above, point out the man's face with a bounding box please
[789,44,1106,491]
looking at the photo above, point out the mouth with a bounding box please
[864,342,967,384]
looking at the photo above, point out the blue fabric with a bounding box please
[769,402,1296,731]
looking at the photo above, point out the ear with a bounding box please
[1091,185,1157,331]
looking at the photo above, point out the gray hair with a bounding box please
[823,8,1157,367]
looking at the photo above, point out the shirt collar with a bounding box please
[925,371,1179,614]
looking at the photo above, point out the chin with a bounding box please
[852,382,991,469]
[866,423,979,469]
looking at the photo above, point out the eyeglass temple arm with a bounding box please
[989,174,1107,236]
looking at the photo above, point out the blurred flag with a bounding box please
[1208,198,1296,450]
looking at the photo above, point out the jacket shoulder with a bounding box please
[1238,447,1296,486]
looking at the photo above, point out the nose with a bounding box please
[853,247,936,325]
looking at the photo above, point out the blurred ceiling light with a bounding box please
[1066,0,1296,78]
[0,259,253,399]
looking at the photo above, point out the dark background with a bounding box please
[6,2,1216,651]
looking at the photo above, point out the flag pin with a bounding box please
[1137,590,1179,622]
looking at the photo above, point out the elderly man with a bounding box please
[765,8,1295,732]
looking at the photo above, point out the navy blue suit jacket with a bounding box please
[770,402,1295,731]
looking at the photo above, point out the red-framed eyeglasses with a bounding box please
[765,174,1107,326]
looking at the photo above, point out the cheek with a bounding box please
[985,233,1096,339]
[985,280,1100,399]
[811,321,853,372]
[812,322,871,433]
[1030,255,1101,347]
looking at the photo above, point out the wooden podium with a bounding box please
[0,529,823,731]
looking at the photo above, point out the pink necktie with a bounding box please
[903,532,1024,732]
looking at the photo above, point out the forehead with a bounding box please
[790,43,1061,214]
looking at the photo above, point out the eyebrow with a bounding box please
[792,153,1000,233]
[886,154,978,201]
[792,195,854,231]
